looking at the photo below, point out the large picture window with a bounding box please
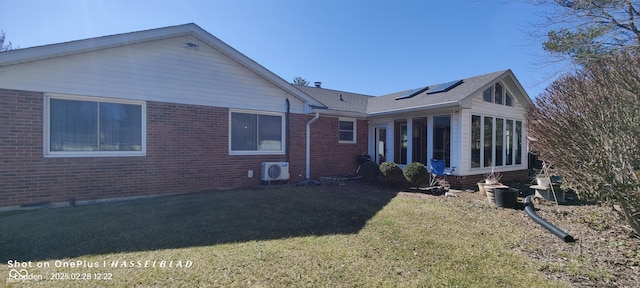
[230,111,285,155]
[45,95,145,157]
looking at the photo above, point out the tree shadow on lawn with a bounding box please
[0,183,397,262]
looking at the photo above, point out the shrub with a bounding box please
[358,160,382,184]
[403,162,429,188]
[379,162,407,188]
[527,50,640,236]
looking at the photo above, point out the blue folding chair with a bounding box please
[429,159,451,186]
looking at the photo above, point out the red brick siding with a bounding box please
[0,89,368,207]
[308,116,369,177]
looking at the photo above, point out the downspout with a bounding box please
[305,112,320,179]
[524,195,575,242]
[285,99,290,163]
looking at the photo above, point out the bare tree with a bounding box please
[0,30,14,52]
[291,76,310,86]
[527,50,640,236]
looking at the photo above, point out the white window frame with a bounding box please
[483,82,515,107]
[338,117,357,144]
[470,113,523,169]
[505,91,514,107]
[228,109,286,155]
[44,93,147,158]
[483,87,492,102]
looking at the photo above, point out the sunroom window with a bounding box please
[433,115,451,167]
[505,91,513,106]
[483,88,492,102]
[494,83,503,104]
[471,114,522,168]
[483,82,514,107]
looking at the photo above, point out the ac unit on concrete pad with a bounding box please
[261,162,290,181]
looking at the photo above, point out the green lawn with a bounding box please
[1,183,569,287]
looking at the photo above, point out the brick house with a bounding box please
[0,23,532,209]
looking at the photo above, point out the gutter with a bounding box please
[367,101,461,117]
[317,109,366,118]
[305,112,320,179]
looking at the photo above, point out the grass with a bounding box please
[0,183,570,287]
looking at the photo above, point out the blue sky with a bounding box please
[1,0,561,97]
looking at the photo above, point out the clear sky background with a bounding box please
[1,0,562,98]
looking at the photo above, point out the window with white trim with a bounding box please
[338,118,357,143]
[433,115,451,166]
[45,95,145,157]
[483,82,514,107]
[494,83,503,104]
[505,91,513,106]
[470,114,522,168]
[230,110,285,155]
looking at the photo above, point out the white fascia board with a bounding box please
[367,101,460,117]
[503,70,535,108]
[313,109,366,118]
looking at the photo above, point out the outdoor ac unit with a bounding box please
[262,162,290,181]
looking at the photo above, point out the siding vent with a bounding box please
[185,42,199,49]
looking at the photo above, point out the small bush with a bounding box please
[379,162,407,188]
[358,160,382,184]
[403,162,429,187]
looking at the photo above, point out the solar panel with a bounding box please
[427,79,463,94]
[395,86,428,100]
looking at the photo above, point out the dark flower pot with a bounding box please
[494,187,518,208]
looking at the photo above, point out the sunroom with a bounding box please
[366,70,533,184]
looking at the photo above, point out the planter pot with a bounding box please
[495,187,518,208]
[485,179,499,185]
[477,182,487,196]
[536,177,551,187]
[485,185,508,205]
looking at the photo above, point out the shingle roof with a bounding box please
[297,70,525,117]
[295,85,371,117]
[0,23,528,116]
[366,70,507,115]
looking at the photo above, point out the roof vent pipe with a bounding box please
[314,82,321,88]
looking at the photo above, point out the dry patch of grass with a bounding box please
[1,183,569,287]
